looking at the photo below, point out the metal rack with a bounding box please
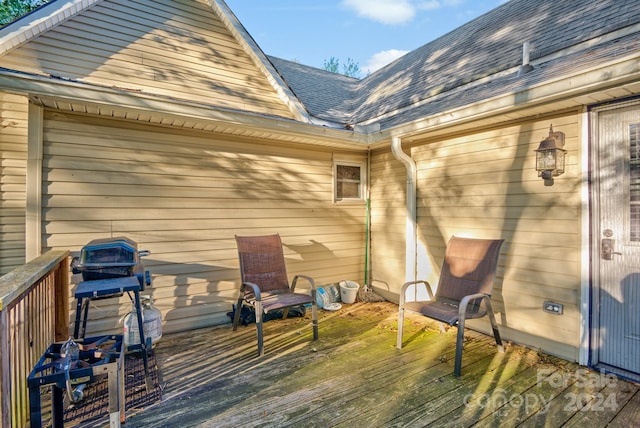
[27,335,125,428]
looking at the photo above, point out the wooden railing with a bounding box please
[0,250,69,428]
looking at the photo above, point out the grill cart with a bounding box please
[71,237,153,390]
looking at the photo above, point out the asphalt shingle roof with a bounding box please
[267,56,358,125]
[269,0,640,130]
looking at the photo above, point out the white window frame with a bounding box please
[333,160,367,203]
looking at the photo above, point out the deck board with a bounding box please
[111,302,639,427]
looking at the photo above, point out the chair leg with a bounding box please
[232,297,244,332]
[485,299,504,352]
[396,306,404,349]
[255,301,264,356]
[454,317,466,378]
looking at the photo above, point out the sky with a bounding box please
[225,0,508,77]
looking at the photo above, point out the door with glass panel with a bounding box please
[593,101,640,380]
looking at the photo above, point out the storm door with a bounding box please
[592,101,640,380]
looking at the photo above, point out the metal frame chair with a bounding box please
[234,234,318,356]
[397,236,505,377]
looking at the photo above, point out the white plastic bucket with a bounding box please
[339,280,360,304]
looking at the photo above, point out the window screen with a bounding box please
[335,164,362,200]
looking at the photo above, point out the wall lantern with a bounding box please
[534,125,566,180]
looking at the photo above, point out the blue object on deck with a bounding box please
[75,276,140,298]
[28,335,124,428]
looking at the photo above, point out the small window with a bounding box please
[334,162,365,202]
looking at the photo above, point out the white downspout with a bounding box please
[391,137,417,284]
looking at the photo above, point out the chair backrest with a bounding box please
[235,234,290,294]
[435,236,504,309]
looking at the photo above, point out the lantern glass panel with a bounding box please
[536,149,557,171]
[554,150,566,176]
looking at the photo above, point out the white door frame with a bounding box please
[579,108,590,367]
[585,98,640,380]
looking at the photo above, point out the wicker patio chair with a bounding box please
[397,236,505,377]
[233,234,318,356]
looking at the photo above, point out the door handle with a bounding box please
[601,238,622,260]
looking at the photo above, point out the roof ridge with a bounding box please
[267,56,361,82]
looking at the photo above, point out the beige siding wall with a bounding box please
[42,111,366,335]
[370,112,583,361]
[412,113,582,361]
[369,149,407,295]
[1,0,295,119]
[0,93,28,275]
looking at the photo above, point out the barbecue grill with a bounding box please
[71,236,150,288]
[71,236,154,391]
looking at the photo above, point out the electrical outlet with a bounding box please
[543,301,563,315]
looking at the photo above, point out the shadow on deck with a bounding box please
[116,302,638,427]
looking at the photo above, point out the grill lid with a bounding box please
[76,237,139,269]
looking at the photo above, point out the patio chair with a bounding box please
[233,234,318,356]
[397,236,505,377]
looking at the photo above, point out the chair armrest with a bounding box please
[291,274,316,292]
[458,293,490,318]
[399,280,434,306]
[241,281,262,301]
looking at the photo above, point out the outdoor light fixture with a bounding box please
[534,125,566,180]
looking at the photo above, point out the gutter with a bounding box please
[390,136,417,284]
[365,48,640,149]
[0,69,367,149]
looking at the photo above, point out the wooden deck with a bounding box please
[117,301,638,427]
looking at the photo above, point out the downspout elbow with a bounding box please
[391,137,416,185]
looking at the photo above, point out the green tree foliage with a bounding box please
[323,56,361,79]
[323,56,340,74]
[342,57,360,79]
[0,0,50,26]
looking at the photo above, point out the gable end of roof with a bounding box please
[0,0,102,56]
[209,0,314,125]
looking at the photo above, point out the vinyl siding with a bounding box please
[410,112,582,360]
[0,93,28,275]
[0,0,295,120]
[369,148,407,294]
[42,110,366,335]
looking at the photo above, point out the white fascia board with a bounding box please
[0,0,102,56]
[0,69,364,149]
[369,53,640,146]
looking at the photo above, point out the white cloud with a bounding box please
[418,0,466,11]
[341,0,415,25]
[365,49,409,73]
[418,1,442,10]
